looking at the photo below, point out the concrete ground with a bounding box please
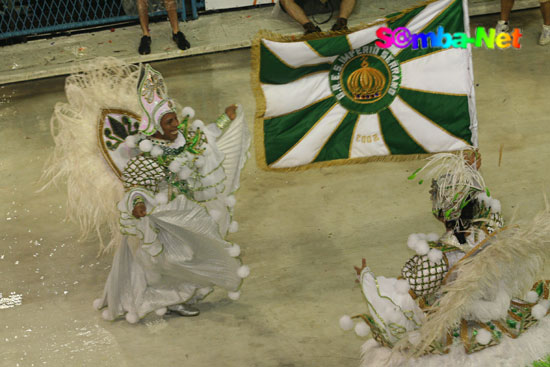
[1,6,550,367]
[0,0,540,85]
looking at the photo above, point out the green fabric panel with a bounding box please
[306,36,351,57]
[399,88,472,144]
[260,41,332,85]
[378,108,427,154]
[532,355,550,367]
[264,97,337,165]
[314,112,359,162]
[396,0,465,63]
[387,5,427,29]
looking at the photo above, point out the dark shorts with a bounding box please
[280,0,307,13]
[281,0,338,16]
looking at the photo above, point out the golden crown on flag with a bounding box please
[347,59,386,101]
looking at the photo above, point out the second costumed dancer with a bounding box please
[340,149,550,366]
[43,58,251,323]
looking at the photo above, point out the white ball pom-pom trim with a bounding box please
[181,106,195,119]
[407,234,419,250]
[125,312,139,324]
[168,160,181,173]
[339,315,354,331]
[227,244,241,257]
[102,310,114,321]
[191,120,205,131]
[125,134,138,148]
[526,291,539,304]
[155,307,167,316]
[237,265,250,279]
[93,298,103,310]
[532,304,548,320]
[139,139,153,153]
[225,195,236,208]
[415,240,430,256]
[154,192,168,206]
[428,249,443,263]
[426,233,440,242]
[475,328,492,345]
[178,166,192,180]
[228,291,241,300]
[150,145,163,158]
[395,279,410,294]
[229,221,239,233]
[354,321,371,337]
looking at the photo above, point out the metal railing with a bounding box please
[0,0,198,40]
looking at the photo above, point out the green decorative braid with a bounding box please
[215,113,232,132]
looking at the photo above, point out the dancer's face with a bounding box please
[157,112,179,141]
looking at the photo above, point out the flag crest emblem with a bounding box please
[329,46,402,115]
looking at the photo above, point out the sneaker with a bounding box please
[331,17,349,32]
[496,20,510,34]
[172,31,190,50]
[303,22,321,35]
[167,303,200,317]
[138,35,151,55]
[539,25,550,45]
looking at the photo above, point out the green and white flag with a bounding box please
[252,0,477,170]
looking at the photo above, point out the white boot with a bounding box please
[539,24,550,45]
[496,20,510,34]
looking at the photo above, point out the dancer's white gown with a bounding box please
[44,58,251,321]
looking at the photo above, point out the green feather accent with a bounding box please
[445,208,453,219]
[486,187,491,197]
[177,117,188,130]
[418,180,424,185]
[536,281,544,296]
[408,168,422,180]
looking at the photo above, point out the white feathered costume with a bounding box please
[43,58,251,323]
[340,151,550,366]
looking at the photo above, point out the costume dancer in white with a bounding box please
[44,58,251,323]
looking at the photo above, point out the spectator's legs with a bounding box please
[500,0,515,21]
[280,0,310,25]
[541,0,550,25]
[164,0,180,34]
[338,0,356,19]
[496,0,514,33]
[137,0,150,36]
[539,0,550,45]
[165,0,190,50]
[280,0,321,34]
[137,0,152,54]
[332,0,355,31]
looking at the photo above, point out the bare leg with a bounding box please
[332,0,355,31]
[164,0,180,34]
[280,0,310,25]
[541,1,550,25]
[500,0,515,21]
[137,0,150,36]
[338,0,356,20]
